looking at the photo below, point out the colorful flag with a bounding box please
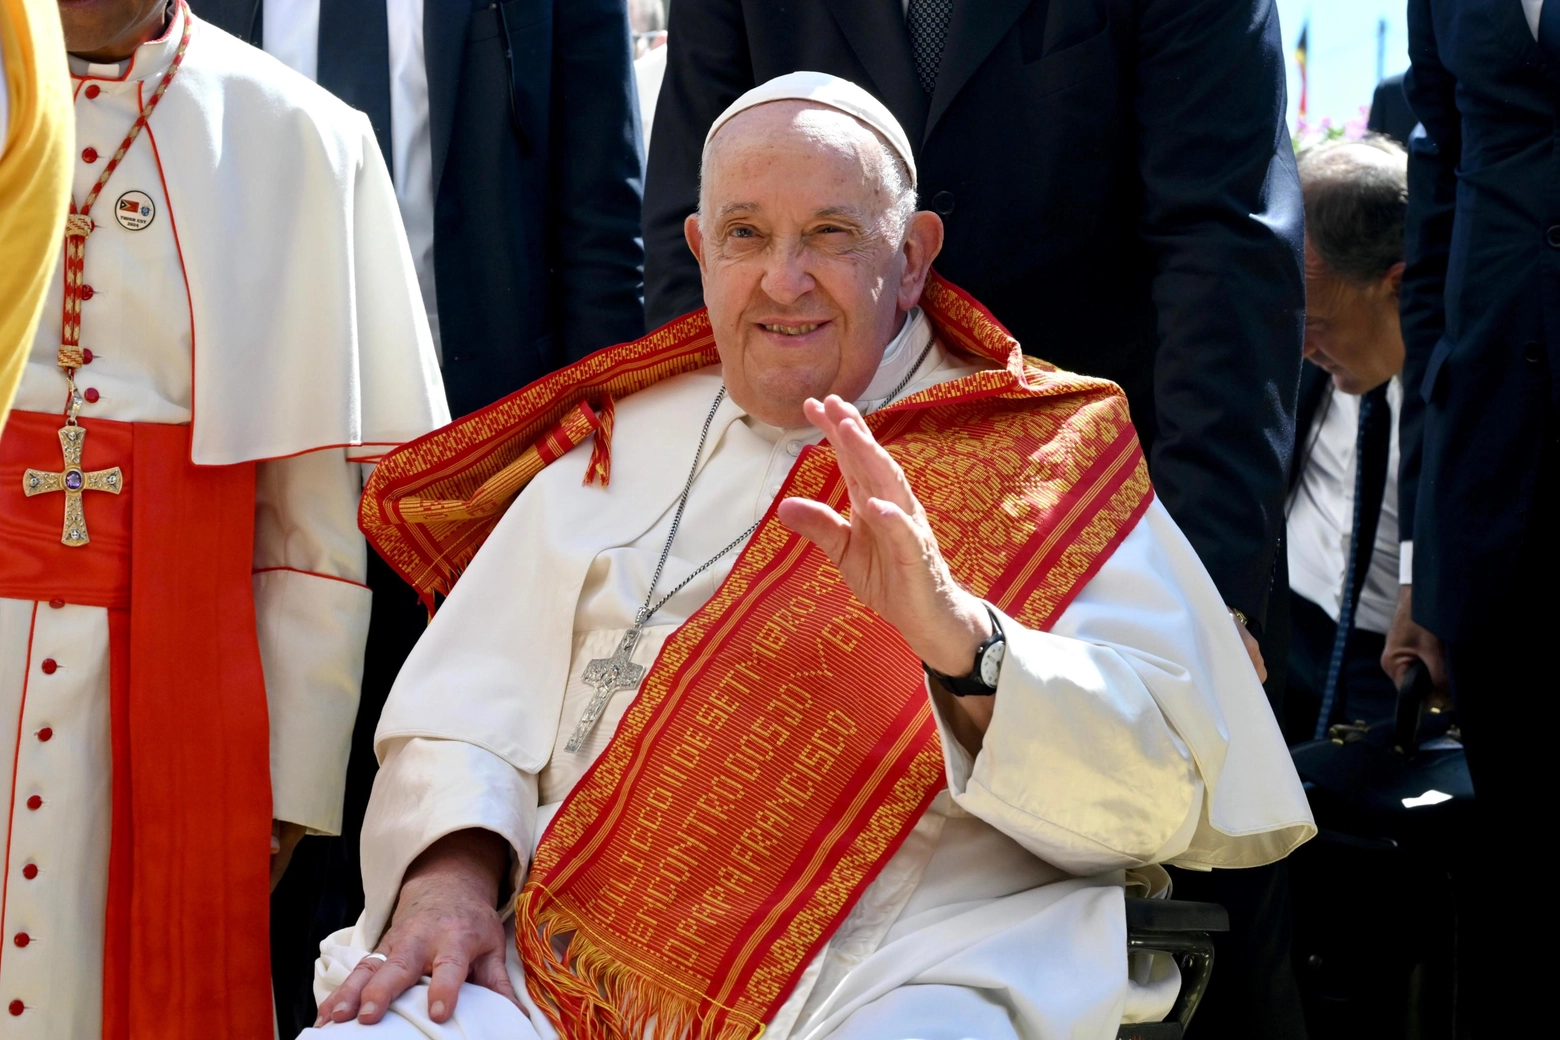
[1295,23,1309,120]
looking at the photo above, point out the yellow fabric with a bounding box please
[0,0,71,427]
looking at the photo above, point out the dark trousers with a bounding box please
[1285,590,1399,742]
[1165,546,1308,1040]
[1441,514,1553,1035]
[1167,860,1308,1040]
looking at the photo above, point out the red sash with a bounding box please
[0,410,273,1040]
[362,275,1155,1038]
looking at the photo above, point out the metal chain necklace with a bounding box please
[565,335,937,752]
[22,2,190,548]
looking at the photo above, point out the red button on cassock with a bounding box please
[40,659,57,675]
[82,147,98,163]
[85,84,101,99]
[49,599,65,609]
[25,796,41,811]
[82,349,94,364]
[21,865,38,880]
[12,934,28,948]
[83,388,100,403]
[8,1000,22,1016]
[37,728,53,742]
[80,285,95,300]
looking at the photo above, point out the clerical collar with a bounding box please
[68,1,184,84]
[857,307,933,411]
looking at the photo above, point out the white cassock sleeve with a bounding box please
[934,498,1311,876]
[251,448,374,834]
[359,737,540,942]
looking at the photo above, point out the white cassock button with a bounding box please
[786,440,804,457]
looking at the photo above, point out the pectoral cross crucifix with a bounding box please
[23,424,124,547]
[566,627,647,752]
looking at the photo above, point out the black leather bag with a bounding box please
[1290,661,1472,843]
[1287,661,1471,1039]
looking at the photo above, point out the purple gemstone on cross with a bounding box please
[64,469,84,491]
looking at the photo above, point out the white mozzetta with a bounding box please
[260,0,444,361]
[15,11,447,464]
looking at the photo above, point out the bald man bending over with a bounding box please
[299,73,1312,1040]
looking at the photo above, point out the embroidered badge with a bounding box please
[114,190,155,231]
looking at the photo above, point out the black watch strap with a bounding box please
[924,604,1005,697]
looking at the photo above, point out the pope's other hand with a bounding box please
[315,829,517,1027]
[777,395,991,680]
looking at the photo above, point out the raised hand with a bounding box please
[314,829,517,1027]
[776,395,991,680]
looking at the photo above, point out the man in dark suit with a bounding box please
[1366,72,1417,145]
[1285,137,1408,743]
[195,0,646,418]
[1389,0,1559,1027]
[188,1,645,1033]
[642,4,1306,1034]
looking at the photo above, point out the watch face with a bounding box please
[979,640,1006,688]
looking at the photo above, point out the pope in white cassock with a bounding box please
[304,73,1313,1040]
[0,0,447,1037]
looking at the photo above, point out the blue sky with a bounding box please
[1274,0,1411,131]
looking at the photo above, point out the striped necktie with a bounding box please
[1314,383,1391,739]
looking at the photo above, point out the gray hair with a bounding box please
[697,104,918,243]
[1298,135,1409,284]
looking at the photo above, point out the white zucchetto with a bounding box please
[703,71,917,188]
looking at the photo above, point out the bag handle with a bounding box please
[1392,659,1432,757]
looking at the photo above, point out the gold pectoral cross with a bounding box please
[23,424,124,547]
[567,627,647,753]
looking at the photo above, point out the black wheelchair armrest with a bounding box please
[1117,898,1228,1040]
[1123,898,1229,934]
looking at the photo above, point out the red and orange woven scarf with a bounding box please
[359,275,1154,1039]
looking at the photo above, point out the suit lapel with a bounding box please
[191,0,261,42]
[425,0,471,199]
[926,0,1030,140]
[823,0,928,146]
[1289,362,1330,497]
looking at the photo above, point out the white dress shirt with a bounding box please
[262,0,442,359]
[1287,378,1403,634]
[1524,0,1545,38]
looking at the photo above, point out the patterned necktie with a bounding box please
[1314,384,1390,740]
[906,0,954,96]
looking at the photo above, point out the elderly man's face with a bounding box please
[1303,241,1406,395]
[686,102,942,428]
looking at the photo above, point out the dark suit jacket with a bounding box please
[195,0,646,418]
[1400,0,1559,641]
[643,0,1305,622]
[1367,72,1417,145]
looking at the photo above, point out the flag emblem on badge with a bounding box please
[114,190,155,231]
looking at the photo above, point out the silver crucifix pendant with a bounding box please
[566,627,647,752]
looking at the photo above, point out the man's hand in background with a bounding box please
[1382,584,1450,706]
[271,820,306,892]
[1232,611,1268,683]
